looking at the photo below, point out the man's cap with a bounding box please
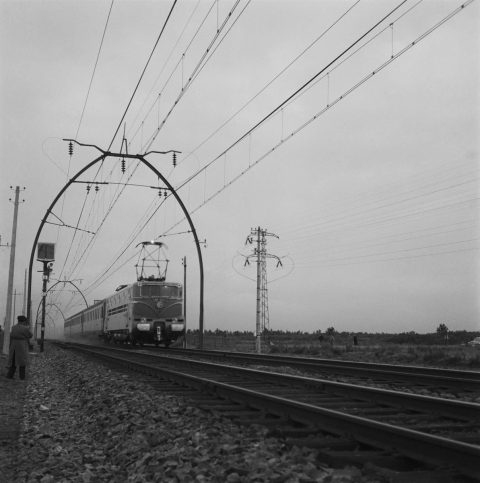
[17,315,28,322]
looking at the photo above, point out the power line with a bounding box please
[294,240,479,269]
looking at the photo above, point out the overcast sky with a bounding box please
[0,0,478,337]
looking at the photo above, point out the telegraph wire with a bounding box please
[285,194,479,244]
[294,240,479,269]
[280,160,478,238]
[290,222,477,261]
[282,177,479,239]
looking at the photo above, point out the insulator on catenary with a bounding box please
[121,158,126,173]
[86,185,91,193]
[68,141,73,157]
[173,152,177,167]
[95,184,99,192]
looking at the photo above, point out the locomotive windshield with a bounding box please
[136,283,181,298]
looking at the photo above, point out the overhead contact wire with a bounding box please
[176,0,409,190]
[178,0,361,168]
[108,0,178,151]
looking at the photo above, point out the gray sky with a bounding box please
[1,0,478,337]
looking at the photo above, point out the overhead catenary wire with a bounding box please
[176,0,362,170]
[57,0,179,287]
[75,0,115,142]
[53,1,115,269]
[175,0,410,192]
[114,0,417,250]
[126,0,202,141]
[85,0,468,288]
[143,0,245,152]
[108,0,178,152]
[53,0,476,310]
[58,2,404,290]
[65,0,237,290]
[72,2,253,292]
[154,0,474,243]
[179,0,473,220]
[128,0,224,149]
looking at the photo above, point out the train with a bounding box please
[64,278,185,347]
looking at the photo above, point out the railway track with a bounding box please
[157,346,480,397]
[59,342,480,479]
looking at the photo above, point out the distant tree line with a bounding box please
[186,327,479,345]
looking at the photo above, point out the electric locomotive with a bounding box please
[64,241,185,347]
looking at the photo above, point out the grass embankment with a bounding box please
[268,343,480,370]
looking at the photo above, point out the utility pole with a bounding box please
[2,186,25,356]
[182,256,187,348]
[40,261,53,352]
[244,227,283,353]
[35,242,55,352]
[23,268,27,315]
[12,289,23,323]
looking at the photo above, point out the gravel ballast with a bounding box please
[3,346,377,483]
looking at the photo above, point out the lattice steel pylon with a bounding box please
[243,227,283,353]
[260,235,270,339]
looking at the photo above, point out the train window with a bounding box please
[160,286,177,297]
[140,284,177,298]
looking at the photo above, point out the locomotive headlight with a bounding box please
[136,320,151,331]
[156,301,164,309]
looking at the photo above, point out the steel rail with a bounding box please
[164,357,480,421]
[59,342,480,420]
[164,347,480,389]
[64,343,480,479]
[122,348,480,420]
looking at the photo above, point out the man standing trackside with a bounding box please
[6,315,32,380]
